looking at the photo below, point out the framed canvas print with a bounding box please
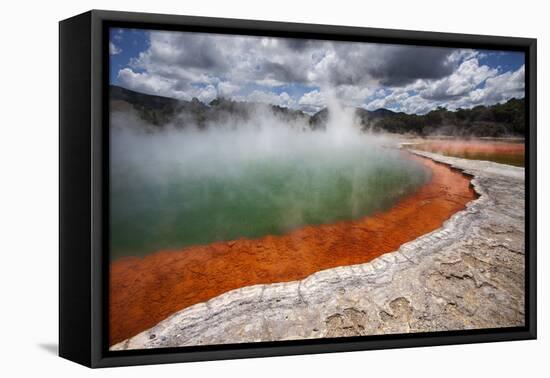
[59,10,537,368]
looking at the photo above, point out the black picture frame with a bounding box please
[59,9,537,368]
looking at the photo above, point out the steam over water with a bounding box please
[110,103,431,260]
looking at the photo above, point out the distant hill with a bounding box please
[110,85,525,137]
[368,98,525,137]
[111,85,209,127]
[111,85,182,110]
[110,85,309,129]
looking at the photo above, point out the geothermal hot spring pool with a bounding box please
[109,112,477,346]
[110,126,431,260]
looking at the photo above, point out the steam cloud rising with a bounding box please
[110,97,430,259]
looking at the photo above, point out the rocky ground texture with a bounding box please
[111,151,525,350]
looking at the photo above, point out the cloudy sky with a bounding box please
[109,28,525,115]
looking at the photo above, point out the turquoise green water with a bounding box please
[110,129,430,260]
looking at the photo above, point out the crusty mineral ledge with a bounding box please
[111,151,525,350]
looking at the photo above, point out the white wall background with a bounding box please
[0,0,546,376]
